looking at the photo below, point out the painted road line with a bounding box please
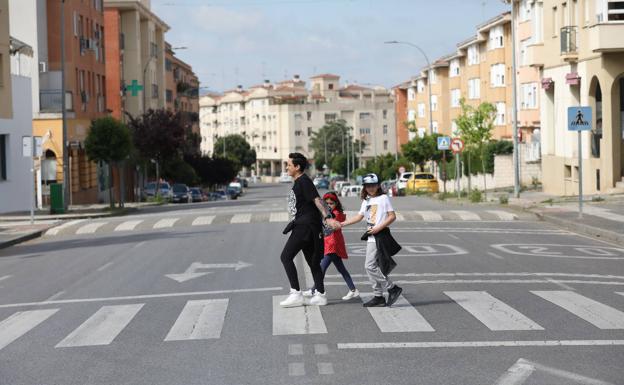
[444,291,543,331]
[394,212,405,221]
[345,211,360,219]
[288,363,305,376]
[325,272,624,280]
[269,212,289,222]
[337,340,624,349]
[192,216,215,226]
[360,293,434,332]
[165,299,229,341]
[317,363,334,375]
[417,211,442,221]
[45,219,86,236]
[114,220,143,232]
[56,304,144,347]
[488,210,517,221]
[288,344,303,355]
[495,358,615,385]
[0,287,282,309]
[153,218,179,229]
[230,213,252,224]
[532,291,624,329]
[451,210,481,221]
[0,275,11,282]
[96,262,114,272]
[272,296,327,335]
[75,222,108,235]
[314,344,329,355]
[0,309,59,351]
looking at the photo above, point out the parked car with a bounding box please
[334,181,351,193]
[396,172,414,196]
[381,179,396,195]
[406,173,439,193]
[142,182,172,201]
[189,187,204,202]
[341,185,363,197]
[228,182,243,198]
[314,176,330,189]
[209,191,228,201]
[172,184,191,203]
[240,178,249,188]
[279,172,293,183]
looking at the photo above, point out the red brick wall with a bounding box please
[394,87,408,150]
[104,9,121,119]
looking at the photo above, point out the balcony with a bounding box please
[588,22,624,53]
[560,26,578,62]
[525,43,544,67]
[39,90,73,112]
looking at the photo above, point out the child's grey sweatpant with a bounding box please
[365,241,394,296]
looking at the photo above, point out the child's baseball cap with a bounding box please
[362,173,379,185]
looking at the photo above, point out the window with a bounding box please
[408,131,417,140]
[449,59,460,77]
[495,102,506,125]
[165,59,172,71]
[359,112,371,120]
[468,78,480,99]
[488,25,504,49]
[407,88,416,100]
[520,39,530,66]
[418,127,426,138]
[328,83,334,90]
[324,113,337,123]
[429,69,437,84]
[408,109,416,121]
[306,111,312,121]
[383,110,387,119]
[451,121,459,135]
[451,89,461,107]
[383,140,388,150]
[383,125,388,135]
[307,127,313,136]
[417,103,425,118]
[467,44,480,65]
[294,130,303,137]
[0,134,6,180]
[430,95,438,111]
[490,64,506,87]
[166,89,172,103]
[360,128,371,135]
[417,79,425,93]
[521,82,538,109]
[432,121,439,133]
[152,84,158,99]
[520,0,533,22]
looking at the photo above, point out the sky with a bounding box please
[152,0,510,93]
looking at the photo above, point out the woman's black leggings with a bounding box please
[280,225,325,293]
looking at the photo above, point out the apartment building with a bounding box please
[31,0,107,205]
[165,42,199,135]
[199,74,396,178]
[538,0,624,195]
[392,82,409,148]
[0,0,35,213]
[104,0,169,120]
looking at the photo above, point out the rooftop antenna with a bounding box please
[261,61,266,80]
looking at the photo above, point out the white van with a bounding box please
[341,185,363,197]
[396,172,413,191]
[334,181,351,192]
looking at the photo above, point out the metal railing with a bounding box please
[560,26,577,55]
[39,90,73,112]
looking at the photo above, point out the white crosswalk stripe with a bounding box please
[272,296,327,335]
[115,220,143,232]
[75,222,108,234]
[165,299,229,341]
[192,216,215,226]
[0,309,59,351]
[532,291,624,329]
[153,218,179,229]
[418,211,443,221]
[46,219,86,236]
[444,291,543,331]
[488,210,517,221]
[394,212,405,221]
[361,293,434,332]
[269,212,289,222]
[345,211,360,219]
[450,210,481,221]
[230,213,252,224]
[56,304,144,347]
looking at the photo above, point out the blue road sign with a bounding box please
[437,136,451,150]
[568,106,592,131]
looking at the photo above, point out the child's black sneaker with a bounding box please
[386,285,403,307]
[363,296,386,307]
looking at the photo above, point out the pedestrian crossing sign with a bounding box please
[437,136,451,150]
[568,106,592,131]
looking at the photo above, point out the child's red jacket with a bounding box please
[325,210,348,259]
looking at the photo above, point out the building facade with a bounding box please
[165,42,199,135]
[538,0,624,195]
[199,74,396,178]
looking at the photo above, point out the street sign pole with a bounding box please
[455,153,460,199]
[442,150,447,194]
[578,130,583,218]
[567,106,591,219]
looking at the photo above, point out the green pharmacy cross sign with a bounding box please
[126,80,144,96]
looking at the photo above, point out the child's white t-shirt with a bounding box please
[358,194,394,243]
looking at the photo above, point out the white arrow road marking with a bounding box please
[494,358,616,385]
[418,211,443,221]
[532,291,624,329]
[451,210,481,221]
[56,304,143,347]
[165,261,253,282]
[153,218,179,229]
[165,299,229,341]
[269,212,289,222]
[114,220,143,232]
[0,309,59,351]
[488,210,517,221]
[272,296,327,335]
[445,291,543,331]
[230,213,252,223]
[192,216,215,226]
[45,219,86,236]
[360,293,434,332]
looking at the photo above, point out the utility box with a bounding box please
[50,183,64,214]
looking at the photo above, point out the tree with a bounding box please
[127,109,186,194]
[84,117,133,208]
[309,120,364,175]
[401,133,443,172]
[455,99,496,199]
[359,153,411,181]
[213,134,256,172]
[186,155,238,188]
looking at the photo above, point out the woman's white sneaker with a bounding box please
[309,291,328,306]
[342,289,360,300]
[280,289,304,307]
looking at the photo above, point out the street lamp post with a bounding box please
[60,0,69,210]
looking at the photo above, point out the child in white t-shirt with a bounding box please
[339,173,403,307]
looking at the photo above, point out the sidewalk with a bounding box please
[507,190,624,245]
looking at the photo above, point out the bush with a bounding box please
[499,195,509,205]
[469,189,482,203]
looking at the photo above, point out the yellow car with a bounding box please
[406,173,439,193]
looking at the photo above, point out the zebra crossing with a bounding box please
[1,290,623,352]
[44,210,519,237]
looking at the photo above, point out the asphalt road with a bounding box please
[1,183,623,385]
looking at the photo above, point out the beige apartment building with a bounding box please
[199,74,396,178]
[537,0,624,195]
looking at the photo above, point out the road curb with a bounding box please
[531,210,624,246]
[0,229,47,250]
